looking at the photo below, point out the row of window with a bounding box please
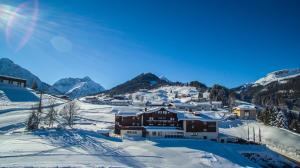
[149,117,175,120]
[126,131,138,134]
[148,123,176,126]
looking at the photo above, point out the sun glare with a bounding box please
[0,0,39,52]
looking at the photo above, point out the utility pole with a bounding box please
[38,91,43,113]
[259,127,262,144]
[247,126,249,141]
[253,127,255,142]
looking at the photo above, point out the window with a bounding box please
[245,111,250,117]
[203,121,207,125]
[203,129,207,132]
[192,132,198,136]
[132,122,135,126]
[127,131,137,134]
[191,125,195,129]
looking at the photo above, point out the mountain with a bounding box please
[50,76,105,99]
[234,69,300,111]
[0,58,50,91]
[254,69,300,86]
[108,73,171,95]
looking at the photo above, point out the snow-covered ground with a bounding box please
[220,120,300,162]
[1,99,299,167]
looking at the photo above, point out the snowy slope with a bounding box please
[0,83,39,102]
[50,76,105,99]
[254,68,300,86]
[220,120,300,162]
[0,58,49,91]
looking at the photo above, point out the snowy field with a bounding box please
[220,119,300,162]
[0,100,299,167]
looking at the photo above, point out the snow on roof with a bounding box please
[172,102,197,108]
[177,112,218,121]
[145,107,180,114]
[116,111,142,117]
[234,105,256,110]
[111,99,131,103]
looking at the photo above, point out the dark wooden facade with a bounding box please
[143,108,181,127]
[0,75,26,87]
[115,107,218,137]
[185,120,217,132]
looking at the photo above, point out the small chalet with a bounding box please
[0,75,26,88]
[232,105,256,119]
[115,107,219,140]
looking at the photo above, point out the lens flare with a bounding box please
[2,0,39,52]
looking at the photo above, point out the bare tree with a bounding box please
[60,101,79,128]
[26,105,41,130]
[45,98,57,128]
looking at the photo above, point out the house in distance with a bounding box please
[0,75,27,88]
[232,105,257,119]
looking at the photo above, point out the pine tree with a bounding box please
[276,110,288,129]
[269,107,279,126]
[26,105,41,130]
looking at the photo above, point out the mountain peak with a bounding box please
[50,76,105,99]
[82,76,92,81]
[255,68,300,86]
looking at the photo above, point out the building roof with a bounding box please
[0,75,27,82]
[177,112,219,121]
[233,105,256,110]
[116,111,143,117]
[145,107,179,114]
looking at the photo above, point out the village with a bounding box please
[1,74,300,167]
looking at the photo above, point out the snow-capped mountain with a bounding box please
[0,58,49,91]
[233,68,300,111]
[50,76,105,99]
[254,69,300,86]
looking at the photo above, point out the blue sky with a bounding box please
[0,0,299,89]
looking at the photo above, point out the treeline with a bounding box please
[257,107,300,133]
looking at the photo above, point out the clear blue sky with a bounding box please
[1,0,299,89]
